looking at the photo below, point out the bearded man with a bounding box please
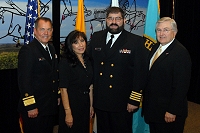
[89,7,149,133]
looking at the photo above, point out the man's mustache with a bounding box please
[110,23,118,27]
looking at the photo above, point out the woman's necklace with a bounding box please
[78,56,86,68]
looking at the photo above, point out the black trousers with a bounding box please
[21,113,56,133]
[149,116,186,133]
[95,109,133,133]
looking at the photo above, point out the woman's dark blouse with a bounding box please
[59,57,93,92]
[58,57,93,133]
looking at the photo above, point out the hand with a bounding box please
[127,103,138,112]
[165,112,176,123]
[28,108,38,118]
[90,106,94,118]
[65,109,73,128]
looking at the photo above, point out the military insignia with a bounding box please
[25,93,29,97]
[23,95,36,106]
[119,49,131,54]
[129,91,142,102]
[95,48,101,51]
[38,57,46,61]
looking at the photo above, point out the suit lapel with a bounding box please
[95,30,107,58]
[49,44,57,67]
[150,39,176,70]
[34,39,52,65]
[149,44,160,61]
[102,32,108,57]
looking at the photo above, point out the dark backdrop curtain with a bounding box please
[0,69,20,132]
[160,0,200,104]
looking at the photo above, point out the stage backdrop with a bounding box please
[60,0,148,42]
[0,0,52,70]
[0,0,148,70]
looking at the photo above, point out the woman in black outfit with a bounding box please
[58,30,94,133]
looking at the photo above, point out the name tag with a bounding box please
[95,48,101,51]
[38,57,46,61]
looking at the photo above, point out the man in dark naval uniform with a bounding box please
[89,7,149,133]
[18,17,60,133]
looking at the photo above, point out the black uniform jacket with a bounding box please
[143,39,192,123]
[18,38,59,116]
[89,29,149,112]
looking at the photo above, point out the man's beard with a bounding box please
[106,23,124,34]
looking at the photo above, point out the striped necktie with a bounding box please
[150,46,162,68]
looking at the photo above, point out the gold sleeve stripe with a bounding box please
[129,91,142,102]
[23,96,34,100]
[23,96,36,106]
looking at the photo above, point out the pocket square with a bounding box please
[95,48,101,51]
[38,57,46,61]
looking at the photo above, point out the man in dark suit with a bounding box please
[18,17,59,133]
[89,7,149,133]
[142,17,192,133]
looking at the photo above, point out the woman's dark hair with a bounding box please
[61,30,88,67]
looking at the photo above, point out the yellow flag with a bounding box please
[75,0,86,33]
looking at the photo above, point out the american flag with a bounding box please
[24,0,38,45]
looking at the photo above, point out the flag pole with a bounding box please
[172,0,175,19]
[37,0,40,17]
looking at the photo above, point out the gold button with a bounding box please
[110,75,113,78]
[111,64,114,67]
[53,90,55,92]
[57,70,59,72]
[101,62,104,65]
[100,73,103,76]
[109,85,112,88]
[53,80,55,83]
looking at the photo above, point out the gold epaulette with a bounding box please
[23,95,36,106]
[129,91,142,102]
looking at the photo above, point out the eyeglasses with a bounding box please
[156,28,173,34]
[39,28,53,33]
[107,17,123,22]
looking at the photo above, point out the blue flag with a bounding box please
[132,0,160,133]
[143,0,160,51]
[132,108,150,133]
[24,0,38,45]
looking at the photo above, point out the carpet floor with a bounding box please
[53,101,200,133]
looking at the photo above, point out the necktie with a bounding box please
[45,46,52,59]
[150,46,162,68]
[106,34,114,49]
